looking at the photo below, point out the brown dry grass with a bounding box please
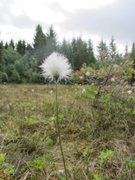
[0,84,135,179]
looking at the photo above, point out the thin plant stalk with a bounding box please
[55,83,68,180]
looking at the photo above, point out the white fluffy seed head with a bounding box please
[82,88,86,93]
[127,90,132,94]
[79,76,84,80]
[40,52,72,82]
[85,71,90,77]
[110,78,115,82]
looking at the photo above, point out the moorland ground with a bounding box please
[0,84,135,180]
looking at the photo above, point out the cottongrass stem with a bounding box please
[40,52,72,179]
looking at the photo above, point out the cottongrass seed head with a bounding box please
[40,52,72,82]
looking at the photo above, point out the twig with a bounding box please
[14,159,22,176]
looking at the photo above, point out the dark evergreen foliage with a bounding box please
[97,40,109,61]
[16,40,26,55]
[0,24,132,83]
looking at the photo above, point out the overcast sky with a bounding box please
[0,0,134,52]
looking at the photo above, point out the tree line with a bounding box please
[0,24,135,83]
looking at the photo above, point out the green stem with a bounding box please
[55,83,68,180]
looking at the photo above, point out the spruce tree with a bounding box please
[9,39,15,49]
[109,36,117,60]
[33,24,46,63]
[130,43,135,69]
[33,24,46,49]
[87,39,96,64]
[130,43,135,61]
[4,42,9,49]
[16,40,26,55]
[70,37,90,70]
[97,40,109,61]
[61,39,68,54]
[0,41,4,72]
[45,25,57,57]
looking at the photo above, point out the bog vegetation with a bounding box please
[0,24,135,179]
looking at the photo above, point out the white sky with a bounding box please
[0,0,133,53]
